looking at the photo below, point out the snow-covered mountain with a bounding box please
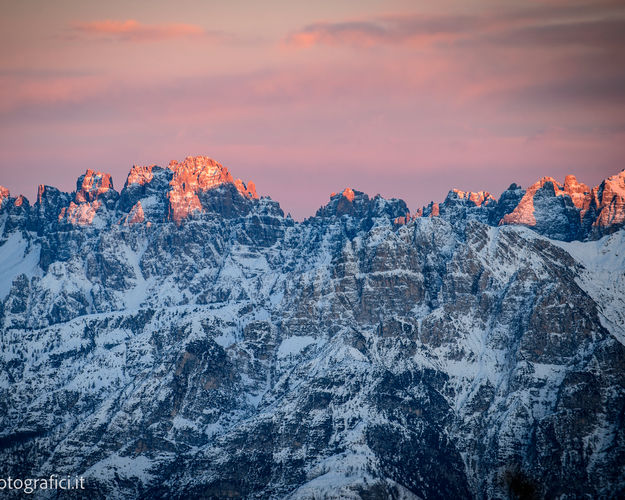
[1,157,624,499]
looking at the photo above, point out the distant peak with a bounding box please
[450,189,494,207]
[500,177,559,227]
[500,174,593,227]
[166,156,255,196]
[126,165,157,187]
[592,169,625,229]
[167,156,229,181]
[37,184,66,205]
[563,174,589,193]
[76,169,114,203]
[538,176,558,185]
[605,168,625,185]
[0,185,9,206]
[234,179,257,200]
[166,155,259,224]
[13,195,29,208]
[342,187,355,202]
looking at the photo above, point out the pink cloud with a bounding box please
[0,74,109,113]
[284,16,473,48]
[71,19,210,42]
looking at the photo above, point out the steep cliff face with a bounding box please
[0,159,624,499]
[589,170,625,237]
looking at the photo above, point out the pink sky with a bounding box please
[1,0,624,218]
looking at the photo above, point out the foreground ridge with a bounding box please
[1,156,624,499]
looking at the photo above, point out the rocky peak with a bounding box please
[0,190,32,234]
[0,185,9,208]
[449,189,495,207]
[500,176,560,227]
[317,188,367,218]
[118,165,172,221]
[57,170,118,226]
[498,175,592,226]
[234,179,257,200]
[418,201,440,218]
[334,188,358,216]
[75,169,115,203]
[560,174,592,224]
[316,188,409,225]
[412,189,495,228]
[37,184,69,206]
[498,176,584,241]
[563,174,590,200]
[37,184,47,205]
[13,195,28,208]
[166,156,258,224]
[167,156,256,198]
[125,165,156,187]
[34,185,72,232]
[591,169,625,232]
[341,187,355,202]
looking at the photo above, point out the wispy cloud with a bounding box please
[70,19,219,42]
[285,15,476,48]
[481,18,625,49]
[284,2,625,49]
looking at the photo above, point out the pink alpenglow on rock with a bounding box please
[394,215,411,225]
[499,173,621,229]
[234,179,257,199]
[124,201,145,225]
[36,184,47,205]
[55,169,115,225]
[0,186,9,207]
[342,187,355,202]
[75,169,114,203]
[330,187,357,216]
[452,189,495,207]
[59,200,102,225]
[166,156,258,224]
[563,175,591,211]
[500,176,563,227]
[592,170,625,229]
[126,165,156,187]
[430,202,440,217]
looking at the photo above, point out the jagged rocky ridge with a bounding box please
[0,157,624,499]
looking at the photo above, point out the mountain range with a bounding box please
[1,156,624,499]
